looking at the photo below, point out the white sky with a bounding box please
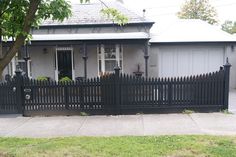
[71,0,236,24]
[123,0,236,24]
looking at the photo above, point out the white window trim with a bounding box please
[97,44,123,76]
[16,59,32,78]
[55,46,75,81]
[12,57,16,75]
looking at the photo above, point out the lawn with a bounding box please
[0,136,236,157]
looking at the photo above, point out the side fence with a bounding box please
[0,61,231,116]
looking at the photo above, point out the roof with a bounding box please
[150,19,236,43]
[42,1,153,26]
[30,32,150,41]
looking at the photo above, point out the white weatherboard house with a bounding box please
[2,2,236,88]
[3,2,153,81]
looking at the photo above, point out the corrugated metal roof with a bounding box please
[150,19,236,43]
[31,32,150,41]
[42,1,152,26]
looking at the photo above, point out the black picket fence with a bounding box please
[0,62,231,116]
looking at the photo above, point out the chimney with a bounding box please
[142,9,146,18]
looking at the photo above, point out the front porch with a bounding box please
[3,35,150,81]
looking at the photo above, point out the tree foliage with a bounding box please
[222,20,236,34]
[0,0,127,78]
[0,0,72,41]
[177,0,218,25]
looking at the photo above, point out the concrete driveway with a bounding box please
[0,113,236,138]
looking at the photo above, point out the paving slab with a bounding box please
[77,115,143,136]
[6,116,86,138]
[143,114,204,135]
[0,115,30,136]
[190,113,236,135]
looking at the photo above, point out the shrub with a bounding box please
[36,76,49,81]
[221,109,233,114]
[59,77,73,83]
[80,112,89,116]
[182,109,195,114]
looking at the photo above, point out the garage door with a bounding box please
[158,46,225,77]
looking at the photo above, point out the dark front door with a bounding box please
[57,50,72,80]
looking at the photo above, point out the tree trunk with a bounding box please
[0,36,2,59]
[0,68,3,81]
[0,0,41,78]
[0,41,3,59]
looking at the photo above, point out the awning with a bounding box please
[31,32,150,41]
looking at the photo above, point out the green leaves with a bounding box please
[80,0,90,3]
[177,0,218,25]
[0,0,128,40]
[222,20,236,34]
[101,8,128,25]
[0,0,72,40]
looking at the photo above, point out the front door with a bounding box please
[57,50,72,80]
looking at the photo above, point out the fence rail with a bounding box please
[0,61,231,116]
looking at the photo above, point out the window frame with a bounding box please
[16,59,32,78]
[97,44,123,76]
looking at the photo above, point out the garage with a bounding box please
[157,45,225,77]
[149,19,236,88]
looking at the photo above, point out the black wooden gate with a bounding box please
[0,61,231,116]
[0,78,20,114]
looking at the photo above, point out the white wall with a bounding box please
[225,44,236,89]
[13,43,145,80]
[123,44,145,74]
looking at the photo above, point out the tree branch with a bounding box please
[0,0,41,71]
[0,0,12,18]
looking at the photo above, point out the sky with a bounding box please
[123,0,236,24]
[71,0,236,24]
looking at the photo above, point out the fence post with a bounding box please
[168,78,172,105]
[114,64,121,115]
[15,68,24,114]
[64,83,69,110]
[223,58,231,110]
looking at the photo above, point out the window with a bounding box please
[8,49,32,78]
[16,59,32,78]
[97,44,123,75]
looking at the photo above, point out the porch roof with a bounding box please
[31,32,150,41]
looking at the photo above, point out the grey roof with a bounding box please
[150,19,236,43]
[42,2,152,26]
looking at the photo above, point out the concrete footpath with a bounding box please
[0,113,236,138]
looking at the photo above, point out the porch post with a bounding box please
[82,43,88,79]
[23,42,30,78]
[144,40,149,78]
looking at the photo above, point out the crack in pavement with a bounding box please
[188,114,204,133]
[74,116,88,135]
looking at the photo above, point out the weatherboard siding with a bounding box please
[149,43,236,89]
